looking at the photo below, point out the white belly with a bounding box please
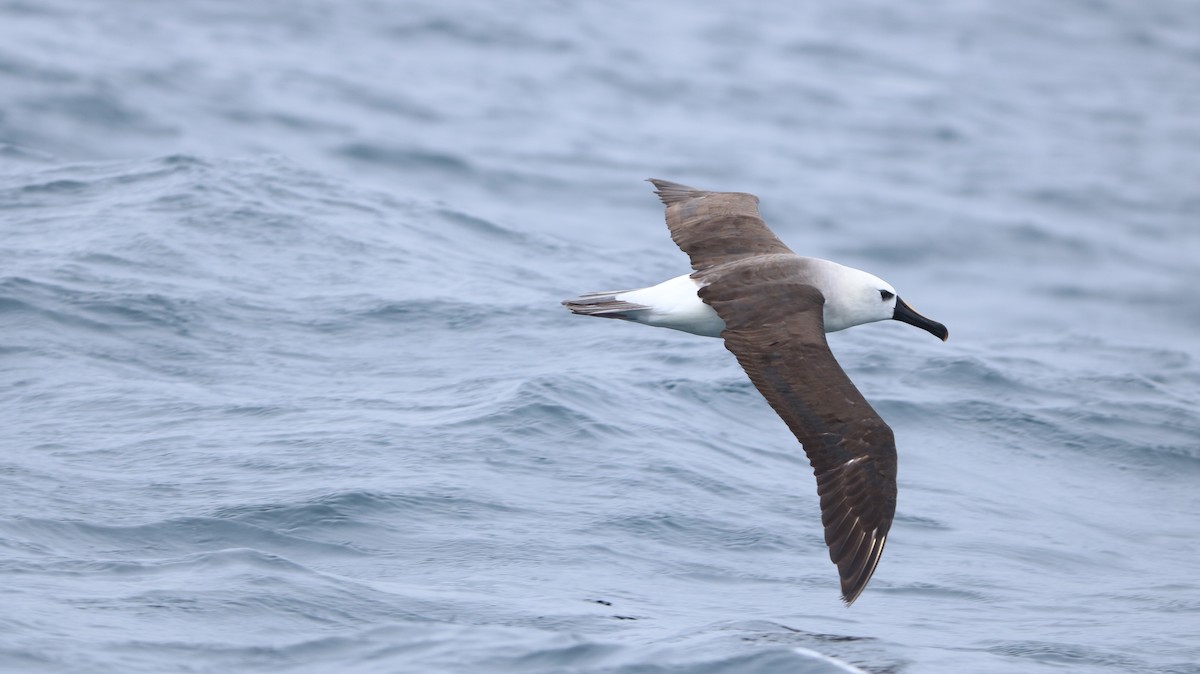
[615,274,726,337]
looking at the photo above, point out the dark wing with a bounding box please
[648,179,794,272]
[698,259,897,605]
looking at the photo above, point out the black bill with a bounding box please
[893,297,949,341]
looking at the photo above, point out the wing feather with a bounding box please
[647,179,793,272]
[696,260,898,605]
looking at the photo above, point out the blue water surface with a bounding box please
[2,2,1198,673]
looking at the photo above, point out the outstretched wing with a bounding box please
[648,179,793,272]
[698,258,897,605]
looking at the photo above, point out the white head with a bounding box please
[820,264,948,340]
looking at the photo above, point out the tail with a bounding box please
[561,290,650,320]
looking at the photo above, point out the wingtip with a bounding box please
[838,584,867,608]
[836,532,887,607]
[839,580,867,607]
[646,178,705,206]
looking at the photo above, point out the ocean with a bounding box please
[2,1,1198,672]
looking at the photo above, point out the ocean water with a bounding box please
[2,1,1199,673]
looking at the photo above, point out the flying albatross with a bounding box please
[562,179,949,605]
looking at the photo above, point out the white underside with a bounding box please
[611,264,891,337]
[613,274,727,337]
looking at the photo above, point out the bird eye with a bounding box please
[880,290,895,301]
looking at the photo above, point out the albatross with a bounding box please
[562,179,948,605]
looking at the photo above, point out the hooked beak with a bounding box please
[893,297,949,341]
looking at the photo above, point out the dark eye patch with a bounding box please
[880,290,895,301]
